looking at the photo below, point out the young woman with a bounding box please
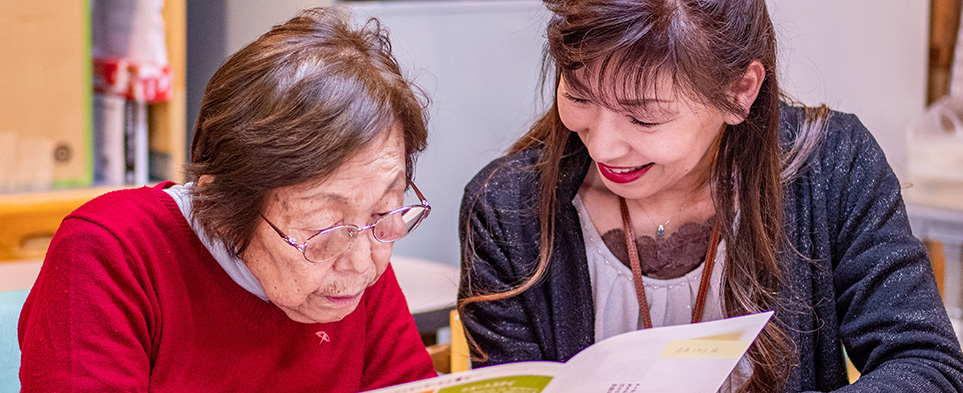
[458,1,963,391]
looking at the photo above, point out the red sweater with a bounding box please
[18,184,436,392]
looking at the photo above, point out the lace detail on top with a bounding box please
[601,218,714,279]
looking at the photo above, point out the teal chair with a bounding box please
[0,289,28,392]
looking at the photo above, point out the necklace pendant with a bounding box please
[657,224,665,237]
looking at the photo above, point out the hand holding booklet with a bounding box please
[365,311,773,393]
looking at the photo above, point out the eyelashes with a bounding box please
[562,93,660,128]
[628,117,659,128]
[562,93,590,104]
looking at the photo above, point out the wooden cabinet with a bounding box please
[929,0,963,103]
[0,1,186,262]
[0,1,91,189]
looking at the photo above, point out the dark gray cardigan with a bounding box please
[459,104,963,392]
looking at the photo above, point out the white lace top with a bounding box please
[573,194,750,392]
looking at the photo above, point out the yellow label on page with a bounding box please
[660,340,750,359]
[691,332,741,341]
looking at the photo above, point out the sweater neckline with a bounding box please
[149,182,293,326]
[162,183,268,301]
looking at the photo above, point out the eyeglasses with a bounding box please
[261,179,431,263]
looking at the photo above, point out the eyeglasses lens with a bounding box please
[301,206,428,262]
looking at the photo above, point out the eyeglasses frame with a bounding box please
[260,179,430,263]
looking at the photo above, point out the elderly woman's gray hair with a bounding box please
[187,7,428,254]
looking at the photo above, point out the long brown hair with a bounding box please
[186,7,428,255]
[461,1,811,391]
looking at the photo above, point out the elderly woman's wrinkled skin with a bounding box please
[243,125,406,324]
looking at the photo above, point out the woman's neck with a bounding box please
[578,166,715,239]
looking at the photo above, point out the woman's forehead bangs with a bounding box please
[561,53,706,112]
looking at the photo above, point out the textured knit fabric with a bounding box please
[459,104,963,392]
[18,183,436,392]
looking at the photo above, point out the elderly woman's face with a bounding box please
[243,126,406,324]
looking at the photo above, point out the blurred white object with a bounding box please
[906,96,963,183]
[391,255,458,316]
[914,2,963,184]
[92,0,168,65]
[390,255,459,336]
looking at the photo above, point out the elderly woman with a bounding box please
[18,8,436,392]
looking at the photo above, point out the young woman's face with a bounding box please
[242,126,406,324]
[558,76,729,200]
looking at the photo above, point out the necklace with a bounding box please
[619,196,720,328]
[637,195,695,237]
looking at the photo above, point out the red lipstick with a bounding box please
[597,162,653,184]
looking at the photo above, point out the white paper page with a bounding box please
[363,361,564,393]
[544,311,773,393]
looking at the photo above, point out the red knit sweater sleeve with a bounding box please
[19,216,155,391]
[359,264,437,390]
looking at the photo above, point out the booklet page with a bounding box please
[543,311,773,393]
[363,311,772,393]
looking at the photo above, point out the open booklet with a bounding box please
[365,311,773,393]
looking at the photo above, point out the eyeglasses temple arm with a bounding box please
[407,178,430,209]
[261,214,299,246]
